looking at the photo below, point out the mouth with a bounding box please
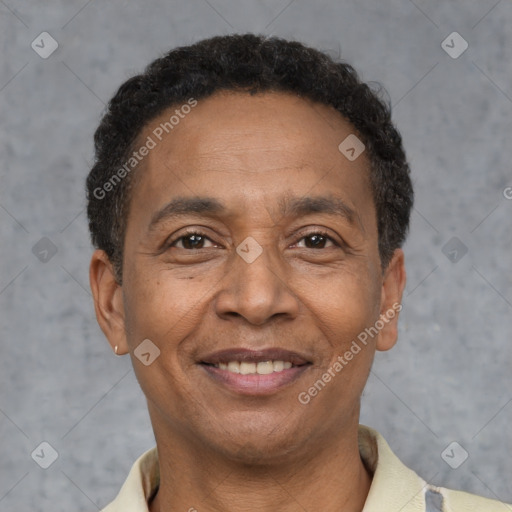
[198,348,313,395]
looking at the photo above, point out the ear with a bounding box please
[376,249,406,352]
[89,250,129,355]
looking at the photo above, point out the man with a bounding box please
[87,34,510,511]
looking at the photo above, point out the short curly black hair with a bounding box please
[86,33,413,283]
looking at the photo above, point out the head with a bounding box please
[88,34,412,462]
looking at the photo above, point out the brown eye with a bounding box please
[296,232,337,249]
[171,233,215,250]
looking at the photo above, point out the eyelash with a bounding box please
[167,228,341,250]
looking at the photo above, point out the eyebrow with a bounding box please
[148,194,359,233]
[148,197,225,233]
[280,195,357,225]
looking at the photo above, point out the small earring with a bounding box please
[114,345,119,355]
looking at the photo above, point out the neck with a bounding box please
[149,422,372,512]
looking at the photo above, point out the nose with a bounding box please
[214,242,300,326]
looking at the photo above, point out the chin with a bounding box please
[206,421,310,465]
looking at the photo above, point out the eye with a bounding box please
[170,231,217,250]
[166,229,341,251]
[295,231,338,249]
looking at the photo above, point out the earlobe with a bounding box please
[376,249,406,352]
[89,250,129,355]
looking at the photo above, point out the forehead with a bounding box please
[128,90,374,227]
[143,90,359,165]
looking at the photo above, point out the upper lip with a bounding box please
[200,348,312,366]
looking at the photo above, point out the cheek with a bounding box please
[296,273,380,426]
[302,265,381,345]
[122,269,192,345]
[122,263,222,360]
[120,273,203,409]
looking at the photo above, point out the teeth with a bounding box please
[214,360,296,375]
[273,360,284,372]
[256,361,274,374]
[240,362,256,375]
[227,361,240,373]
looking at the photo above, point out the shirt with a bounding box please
[100,425,510,511]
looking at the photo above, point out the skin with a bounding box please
[90,90,406,512]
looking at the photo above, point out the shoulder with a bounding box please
[100,446,159,512]
[437,485,512,512]
[358,425,511,512]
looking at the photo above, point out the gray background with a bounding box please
[1,1,511,511]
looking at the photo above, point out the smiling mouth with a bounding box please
[198,348,313,395]
[203,360,303,375]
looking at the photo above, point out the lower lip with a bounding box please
[199,364,311,395]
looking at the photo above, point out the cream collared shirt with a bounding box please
[100,425,510,512]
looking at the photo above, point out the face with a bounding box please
[90,91,406,463]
